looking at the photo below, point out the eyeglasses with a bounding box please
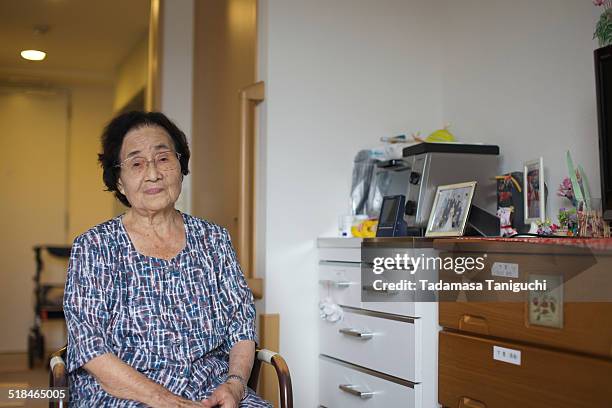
[115,151,181,175]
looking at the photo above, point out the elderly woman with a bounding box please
[63,111,271,407]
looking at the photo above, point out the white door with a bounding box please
[0,87,69,352]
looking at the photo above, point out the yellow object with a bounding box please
[351,219,378,238]
[426,125,455,143]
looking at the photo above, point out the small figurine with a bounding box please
[495,172,528,234]
[497,207,517,237]
[536,219,560,236]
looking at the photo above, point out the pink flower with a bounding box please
[594,0,605,6]
[557,177,575,200]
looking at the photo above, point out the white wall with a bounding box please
[160,0,194,213]
[441,0,601,217]
[113,34,148,112]
[258,0,444,405]
[69,85,116,240]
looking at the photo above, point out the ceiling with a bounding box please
[0,0,150,85]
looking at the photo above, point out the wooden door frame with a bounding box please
[239,81,265,299]
[146,0,163,111]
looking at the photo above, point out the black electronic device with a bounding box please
[464,205,501,237]
[594,45,612,221]
[376,195,408,237]
[402,142,500,157]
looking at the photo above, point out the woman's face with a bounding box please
[116,125,183,213]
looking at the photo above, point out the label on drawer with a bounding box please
[491,262,519,278]
[493,345,521,365]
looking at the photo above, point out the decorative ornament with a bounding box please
[594,0,612,47]
[536,219,559,236]
[558,207,578,236]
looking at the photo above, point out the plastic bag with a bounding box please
[350,150,377,215]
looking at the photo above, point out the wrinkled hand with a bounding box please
[201,382,243,408]
[174,399,208,408]
[154,394,208,408]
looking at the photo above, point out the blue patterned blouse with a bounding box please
[63,212,270,407]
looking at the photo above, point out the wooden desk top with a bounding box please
[362,236,435,248]
[433,237,612,255]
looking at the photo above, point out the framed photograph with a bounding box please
[524,157,545,223]
[425,181,477,237]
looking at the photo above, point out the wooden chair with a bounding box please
[49,346,292,408]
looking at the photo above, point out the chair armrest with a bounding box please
[50,357,67,388]
[48,347,68,408]
[49,347,68,388]
[250,349,293,408]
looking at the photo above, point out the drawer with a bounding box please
[319,262,362,309]
[362,297,426,319]
[319,261,437,319]
[319,356,417,408]
[438,249,612,358]
[437,250,612,303]
[438,330,612,408]
[439,302,612,358]
[320,308,421,381]
[318,246,361,263]
[361,248,438,317]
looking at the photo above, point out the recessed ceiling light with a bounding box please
[21,50,46,61]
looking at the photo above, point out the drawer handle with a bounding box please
[338,384,374,399]
[319,279,351,289]
[459,314,489,335]
[459,396,487,408]
[339,328,374,340]
[362,284,393,294]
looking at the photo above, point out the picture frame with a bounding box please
[523,157,545,223]
[425,181,477,237]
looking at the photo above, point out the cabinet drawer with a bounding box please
[439,330,612,408]
[361,300,422,319]
[320,308,421,381]
[319,262,362,309]
[439,302,612,358]
[319,261,436,318]
[438,249,612,358]
[319,247,361,263]
[319,356,417,408]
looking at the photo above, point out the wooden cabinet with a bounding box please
[435,238,612,408]
[439,330,612,408]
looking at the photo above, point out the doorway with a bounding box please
[0,87,70,353]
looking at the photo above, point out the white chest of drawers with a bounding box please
[317,237,439,408]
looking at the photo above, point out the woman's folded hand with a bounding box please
[201,382,243,408]
[162,395,209,408]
